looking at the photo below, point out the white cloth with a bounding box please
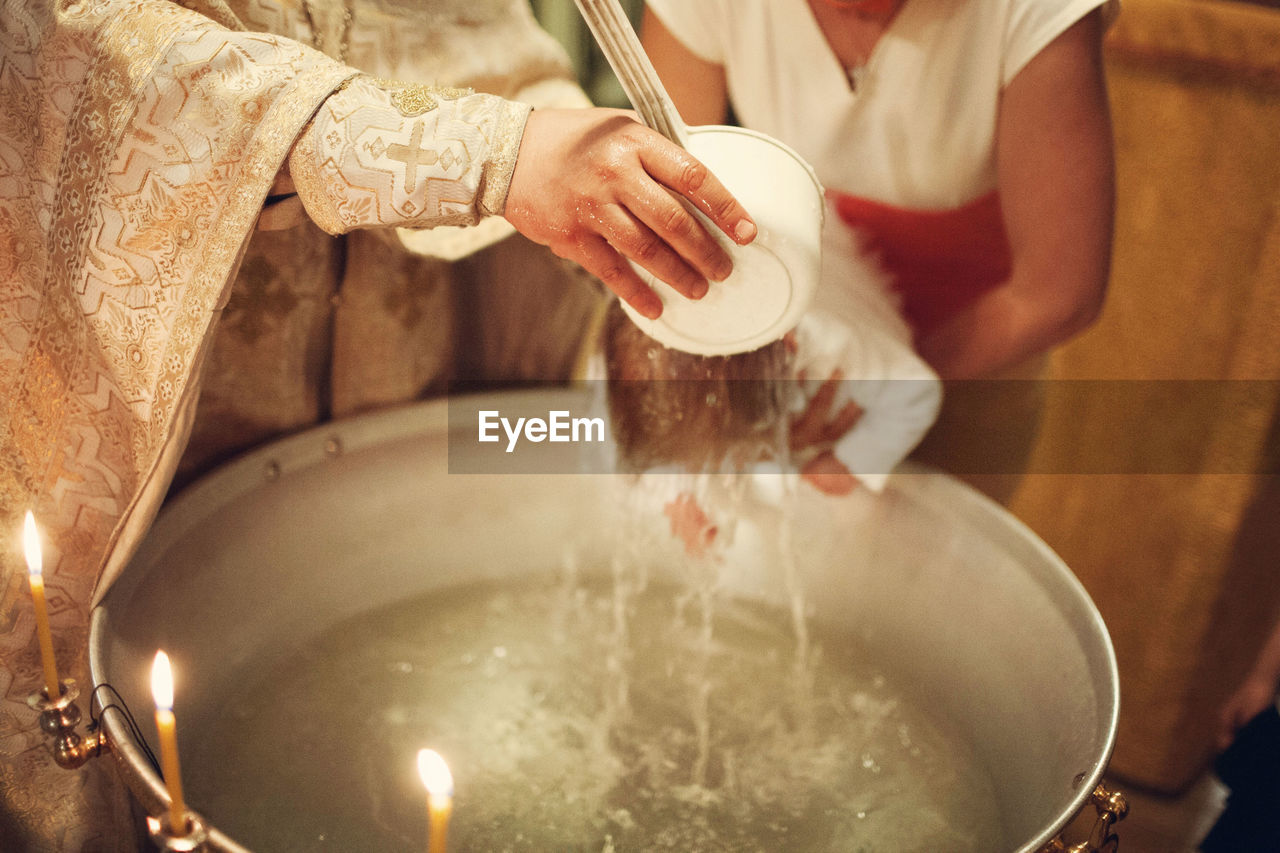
[646,0,1110,207]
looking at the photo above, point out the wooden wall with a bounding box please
[1008,0,1280,793]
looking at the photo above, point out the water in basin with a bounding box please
[184,566,1003,852]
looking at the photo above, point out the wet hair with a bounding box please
[603,301,793,474]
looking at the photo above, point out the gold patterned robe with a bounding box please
[0,0,599,846]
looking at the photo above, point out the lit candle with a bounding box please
[151,650,188,835]
[23,511,61,701]
[417,748,453,853]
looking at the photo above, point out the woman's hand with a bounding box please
[790,368,863,496]
[504,108,757,320]
[1218,674,1278,751]
[787,310,941,494]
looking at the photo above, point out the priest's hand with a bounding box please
[504,108,757,320]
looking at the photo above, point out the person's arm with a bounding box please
[915,11,1114,379]
[640,8,730,126]
[1218,618,1280,750]
[288,77,756,322]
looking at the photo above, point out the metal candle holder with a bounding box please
[147,812,210,852]
[29,678,207,851]
[27,678,107,770]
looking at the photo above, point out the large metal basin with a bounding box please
[89,388,1118,851]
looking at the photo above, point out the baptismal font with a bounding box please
[27,377,1129,852]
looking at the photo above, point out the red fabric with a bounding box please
[830,189,1011,339]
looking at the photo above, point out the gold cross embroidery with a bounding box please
[371,78,471,117]
[384,121,438,194]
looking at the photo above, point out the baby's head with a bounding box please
[603,301,792,474]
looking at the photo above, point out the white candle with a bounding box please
[151,650,188,834]
[23,512,61,700]
[417,748,453,853]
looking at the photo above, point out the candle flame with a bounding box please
[417,749,453,798]
[23,511,42,578]
[151,650,174,712]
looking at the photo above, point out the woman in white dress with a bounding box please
[643,0,1114,381]
[641,0,1114,499]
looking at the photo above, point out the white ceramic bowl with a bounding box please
[620,126,825,356]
